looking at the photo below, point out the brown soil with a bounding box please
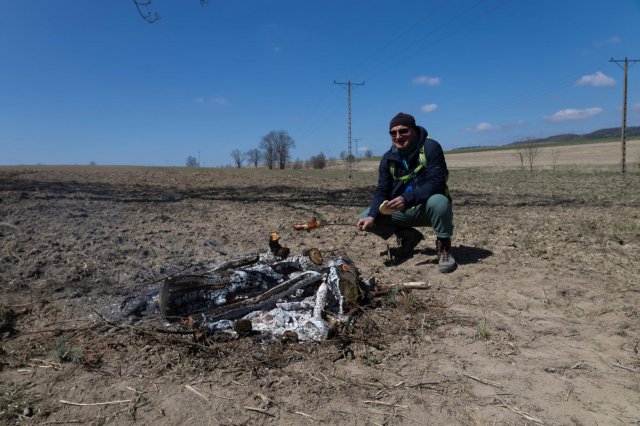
[1,165,639,425]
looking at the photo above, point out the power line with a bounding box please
[610,57,639,174]
[334,80,365,179]
[353,138,362,158]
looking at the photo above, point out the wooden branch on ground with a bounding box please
[363,400,409,410]
[244,406,274,417]
[185,385,208,402]
[59,399,132,407]
[495,397,544,424]
[294,411,320,421]
[612,362,639,373]
[463,373,503,389]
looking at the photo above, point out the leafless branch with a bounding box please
[132,0,160,23]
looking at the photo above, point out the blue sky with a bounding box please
[1,0,639,167]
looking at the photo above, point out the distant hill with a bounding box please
[507,126,640,146]
[450,126,640,152]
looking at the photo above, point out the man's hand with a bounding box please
[385,196,406,211]
[356,216,375,231]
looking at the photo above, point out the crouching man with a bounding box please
[356,112,456,273]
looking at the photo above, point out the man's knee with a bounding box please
[426,194,451,217]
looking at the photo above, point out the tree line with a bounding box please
[231,130,295,169]
[186,128,375,169]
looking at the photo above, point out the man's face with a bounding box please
[389,125,415,150]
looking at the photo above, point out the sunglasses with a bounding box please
[389,128,411,137]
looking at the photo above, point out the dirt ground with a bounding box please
[1,163,639,425]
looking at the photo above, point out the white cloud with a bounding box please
[211,97,229,105]
[357,146,369,152]
[466,122,497,132]
[632,102,640,111]
[595,36,621,47]
[412,75,441,86]
[576,71,615,87]
[544,107,603,122]
[421,103,438,113]
[195,97,229,106]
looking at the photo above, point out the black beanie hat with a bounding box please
[389,112,416,130]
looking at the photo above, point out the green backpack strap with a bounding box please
[389,145,427,182]
[389,141,450,198]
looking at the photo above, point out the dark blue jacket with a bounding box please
[368,126,449,218]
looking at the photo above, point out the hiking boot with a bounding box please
[391,228,424,262]
[436,238,457,273]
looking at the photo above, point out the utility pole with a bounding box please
[610,57,639,174]
[334,80,365,178]
[353,138,361,159]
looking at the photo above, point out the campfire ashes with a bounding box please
[118,235,375,342]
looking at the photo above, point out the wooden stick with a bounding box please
[185,385,208,402]
[363,400,409,410]
[208,391,233,400]
[294,411,320,421]
[398,281,431,289]
[612,363,639,373]
[243,406,274,417]
[463,373,503,389]
[378,282,431,290]
[495,397,544,424]
[59,399,132,407]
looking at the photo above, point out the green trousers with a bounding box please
[359,194,454,240]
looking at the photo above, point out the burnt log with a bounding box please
[159,270,279,317]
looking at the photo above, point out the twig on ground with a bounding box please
[244,406,275,417]
[185,384,209,401]
[294,411,320,421]
[59,399,132,407]
[463,373,503,389]
[363,400,409,410]
[612,362,639,373]
[126,386,145,394]
[371,282,431,297]
[495,396,544,424]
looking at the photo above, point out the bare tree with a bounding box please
[245,148,261,168]
[133,0,207,23]
[260,133,277,170]
[261,130,295,170]
[523,141,540,172]
[515,146,525,170]
[275,130,295,169]
[186,155,199,167]
[231,149,244,168]
[309,152,327,169]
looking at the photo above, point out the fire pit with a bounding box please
[119,236,375,342]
